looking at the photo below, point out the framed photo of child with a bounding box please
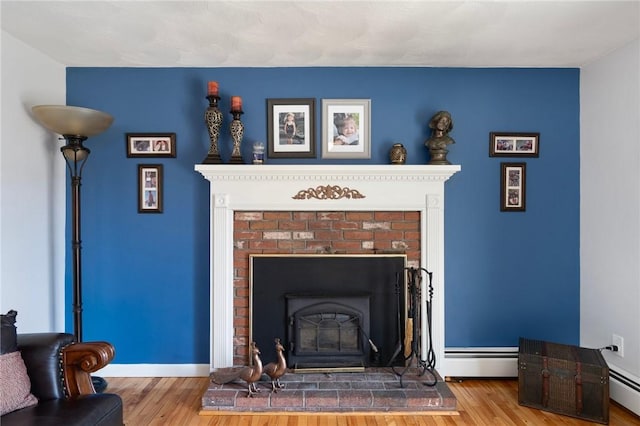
[267,98,316,158]
[321,99,371,159]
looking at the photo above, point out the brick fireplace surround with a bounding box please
[195,164,460,374]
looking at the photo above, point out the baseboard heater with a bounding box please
[610,369,640,393]
[445,347,519,378]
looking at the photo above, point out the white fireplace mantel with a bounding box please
[195,164,460,372]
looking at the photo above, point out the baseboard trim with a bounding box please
[609,366,640,416]
[99,364,210,377]
[443,347,519,378]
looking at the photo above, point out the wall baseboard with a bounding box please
[99,364,210,377]
[609,366,640,417]
[443,347,519,378]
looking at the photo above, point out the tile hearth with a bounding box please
[201,368,457,414]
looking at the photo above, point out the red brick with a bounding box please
[404,231,421,241]
[404,211,421,220]
[374,211,404,220]
[318,212,345,221]
[333,221,360,230]
[391,221,420,230]
[278,220,307,230]
[264,211,292,220]
[332,241,363,250]
[293,212,316,220]
[343,230,374,240]
[250,220,278,230]
[346,211,374,220]
[373,230,404,240]
[308,220,331,230]
[314,230,342,241]
[234,220,250,230]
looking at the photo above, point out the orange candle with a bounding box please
[207,81,219,96]
[231,96,242,111]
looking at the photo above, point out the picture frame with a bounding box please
[489,132,539,157]
[500,162,526,212]
[267,98,316,158]
[321,99,371,159]
[126,133,176,158]
[138,164,163,213]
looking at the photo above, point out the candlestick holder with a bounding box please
[203,94,223,164]
[229,110,244,164]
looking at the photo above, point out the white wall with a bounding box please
[581,38,640,414]
[0,30,66,332]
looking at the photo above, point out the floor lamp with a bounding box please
[32,105,114,389]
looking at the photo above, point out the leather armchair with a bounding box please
[1,333,123,426]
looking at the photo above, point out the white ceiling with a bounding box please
[1,1,639,68]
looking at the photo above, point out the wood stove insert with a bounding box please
[250,254,406,369]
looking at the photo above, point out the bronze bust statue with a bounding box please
[425,111,455,165]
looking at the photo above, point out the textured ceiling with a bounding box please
[1,1,639,68]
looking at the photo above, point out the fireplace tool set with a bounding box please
[388,267,437,388]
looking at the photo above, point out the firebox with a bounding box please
[286,294,370,369]
[250,254,407,369]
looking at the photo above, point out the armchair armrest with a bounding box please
[63,341,116,397]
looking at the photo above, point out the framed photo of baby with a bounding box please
[267,98,316,158]
[500,162,526,212]
[126,133,176,158]
[321,99,371,159]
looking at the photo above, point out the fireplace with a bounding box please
[250,254,407,370]
[195,164,460,374]
[287,294,370,369]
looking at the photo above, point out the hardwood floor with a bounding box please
[105,376,640,425]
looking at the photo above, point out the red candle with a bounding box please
[207,81,219,96]
[231,96,243,111]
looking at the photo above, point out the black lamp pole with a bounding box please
[31,105,113,345]
[61,135,90,342]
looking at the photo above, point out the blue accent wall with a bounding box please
[67,67,579,363]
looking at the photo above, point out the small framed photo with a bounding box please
[501,162,526,212]
[126,133,176,158]
[267,98,316,158]
[489,132,539,157]
[322,99,371,159]
[138,164,163,213]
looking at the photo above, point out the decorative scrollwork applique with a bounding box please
[292,185,366,200]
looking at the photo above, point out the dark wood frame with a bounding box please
[267,98,316,158]
[501,162,526,212]
[138,164,163,213]
[490,132,539,157]
[126,133,176,158]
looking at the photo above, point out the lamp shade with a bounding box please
[32,105,114,137]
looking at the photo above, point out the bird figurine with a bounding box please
[211,342,263,397]
[262,338,287,392]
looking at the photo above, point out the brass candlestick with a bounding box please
[203,94,223,164]
[229,110,244,164]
